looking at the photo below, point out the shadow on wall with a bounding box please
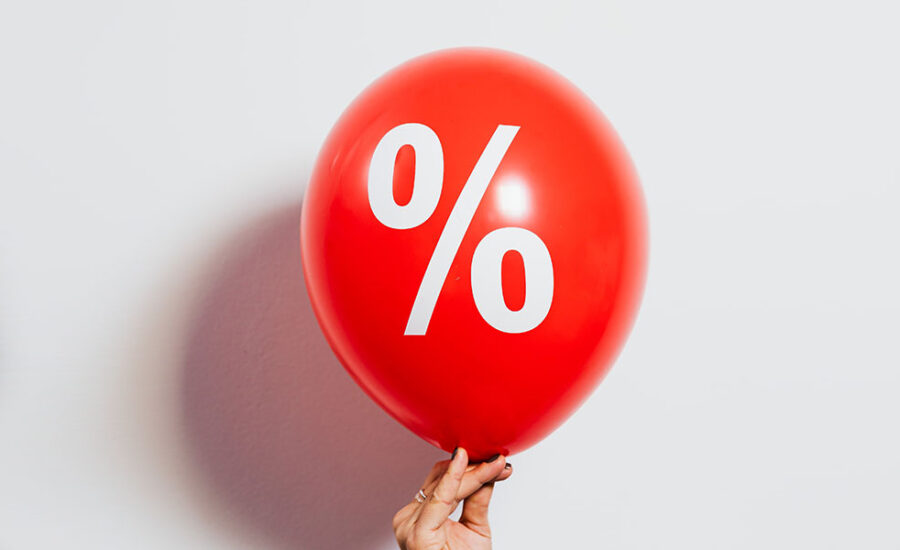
[181,202,442,550]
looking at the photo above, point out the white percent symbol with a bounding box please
[368,123,554,335]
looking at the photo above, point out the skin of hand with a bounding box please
[393,448,512,550]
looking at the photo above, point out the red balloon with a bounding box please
[301,48,646,461]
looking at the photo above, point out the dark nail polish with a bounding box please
[487,454,501,463]
[451,447,459,460]
[504,462,512,469]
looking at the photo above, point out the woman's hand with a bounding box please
[393,448,512,550]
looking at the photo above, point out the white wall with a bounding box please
[1,1,898,548]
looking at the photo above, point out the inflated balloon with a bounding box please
[301,48,647,461]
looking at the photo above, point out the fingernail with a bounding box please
[451,447,459,460]
[487,454,501,463]
[504,462,512,469]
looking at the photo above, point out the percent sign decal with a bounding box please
[368,123,554,335]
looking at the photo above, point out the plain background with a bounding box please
[1,1,898,548]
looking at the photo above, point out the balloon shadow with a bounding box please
[181,202,442,550]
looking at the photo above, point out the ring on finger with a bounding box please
[414,489,427,504]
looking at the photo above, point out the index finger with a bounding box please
[415,448,468,532]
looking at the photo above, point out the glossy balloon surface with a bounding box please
[301,48,647,460]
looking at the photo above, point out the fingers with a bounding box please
[412,452,510,526]
[459,482,496,535]
[396,450,513,548]
[495,461,513,482]
[415,460,449,501]
[420,455,510,503]
[415,448,468,532]
[393,460,451,536]
[458,457,510,534]
[456,455,508,500]
[402,455,507,526]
